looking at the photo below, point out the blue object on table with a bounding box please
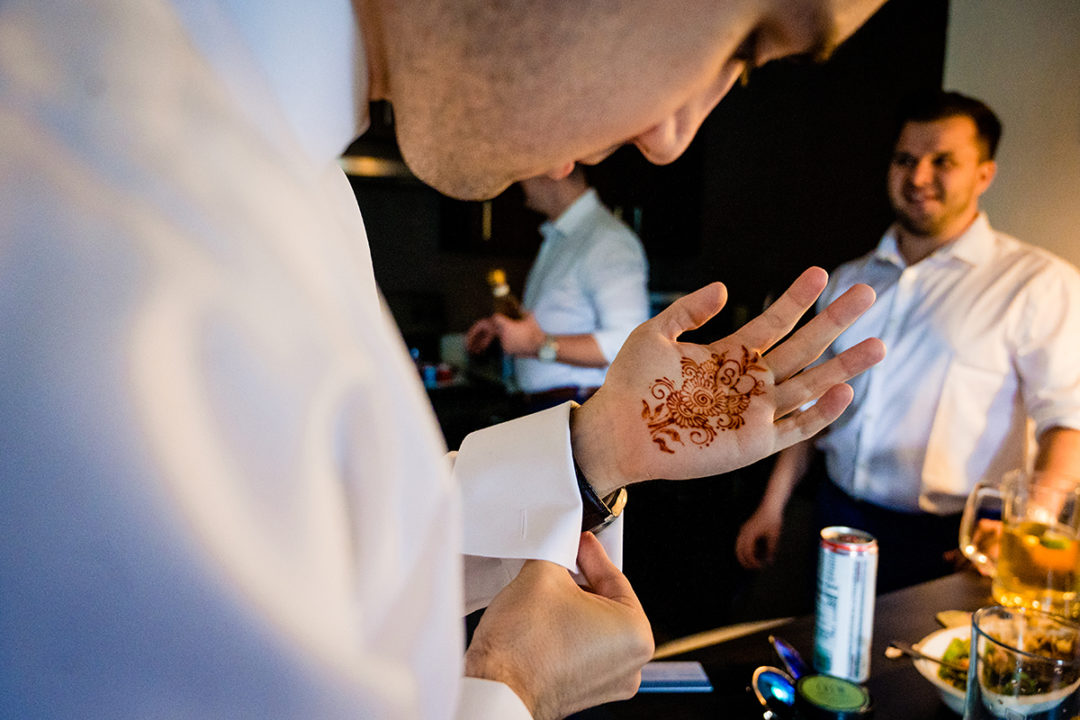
[770,634,811,679]
[751,665,796,718]
[637,661,713,693]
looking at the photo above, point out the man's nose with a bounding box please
[631,114,699,166]
[909,158,935,186]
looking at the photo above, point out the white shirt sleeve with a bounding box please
[1013,262,1080,435]
[452,402,624,612]
[456,678,532,720]
[584,227,650,363]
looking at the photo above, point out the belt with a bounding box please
[522,385,600,407]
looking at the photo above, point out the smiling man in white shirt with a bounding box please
[736,91,1080,593]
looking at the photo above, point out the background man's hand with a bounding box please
[466,316,498,355]
[464,532,654,720]
[492,312,545,357]
[571,267,886,496]
[735,506,783,570]
[964,518,1002,577]
[466,312,546,357]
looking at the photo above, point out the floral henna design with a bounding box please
[641,347,766,454]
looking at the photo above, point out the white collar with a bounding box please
[541,188,600,240]
[875,212,995,269]
[177,0,367,166]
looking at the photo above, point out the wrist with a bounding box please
[759,491,790,517]
[569,402,641,498]
[527,321,547,355]
[537,334,559,363]
[574,456,628,533]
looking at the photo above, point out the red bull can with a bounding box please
[812,526,878,682]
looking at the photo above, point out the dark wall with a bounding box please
[586,0,948,341]
[349,0,949,639]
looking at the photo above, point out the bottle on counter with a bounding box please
[482,268,520,392]
[486,268,523,320]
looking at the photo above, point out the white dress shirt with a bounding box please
[516,189,649,393]
[0,0,617,716]
[816,214,1080,514]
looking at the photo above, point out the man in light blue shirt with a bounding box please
[467,166,649,407]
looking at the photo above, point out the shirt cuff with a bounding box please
[456,677,532,720]
[455,403,582,568]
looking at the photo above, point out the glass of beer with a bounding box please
[960,471,1080,619]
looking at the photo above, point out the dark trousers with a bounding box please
[813,479,962,594]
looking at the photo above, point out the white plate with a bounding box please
[912,625,968,715]
[913,623,1080,718]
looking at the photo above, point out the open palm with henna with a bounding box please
[643,347,767,452]
[570,267,885,497]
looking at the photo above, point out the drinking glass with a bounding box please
[960,471,1080,619]
[964,605,1080,720]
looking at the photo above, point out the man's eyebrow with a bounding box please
[768,8,842,65]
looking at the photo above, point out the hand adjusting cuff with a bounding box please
[573,458,627,533]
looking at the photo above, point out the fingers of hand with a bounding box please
[736,530,760,569]
[576,532,643,612]
[652,281,727,341]
[729,267,828,352]
[765,283,877,382]
[736,520,778,569]
[465,321,494,353]
[492,314,512,332]
[576,533,653,667]
[468,554,653,719]
[772,337,885,416]
[772,383,855,451]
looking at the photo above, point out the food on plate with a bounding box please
[938,637,970,691]
[936,625,1080,697]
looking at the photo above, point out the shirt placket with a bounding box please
[851,264,918,498]
[523,229,561,310]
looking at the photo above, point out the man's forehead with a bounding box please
[896,117,980,154]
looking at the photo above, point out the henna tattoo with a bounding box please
[641,347,766,454]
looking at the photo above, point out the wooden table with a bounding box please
[573,570,994,719]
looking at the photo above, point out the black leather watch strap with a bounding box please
[574,458,627,533]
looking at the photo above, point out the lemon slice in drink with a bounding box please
[1040,530,1071,550]
[1029,528,1078,573]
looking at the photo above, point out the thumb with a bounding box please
[652,282,728,341]
[576,532,642,610]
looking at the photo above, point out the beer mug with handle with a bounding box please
[959,470,1080,619]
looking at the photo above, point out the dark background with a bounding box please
[347,0,949,643]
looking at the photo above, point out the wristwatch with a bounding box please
[537,335,559,363]
[574,458,628,533]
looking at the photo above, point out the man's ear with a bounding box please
[975,159,997,196]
